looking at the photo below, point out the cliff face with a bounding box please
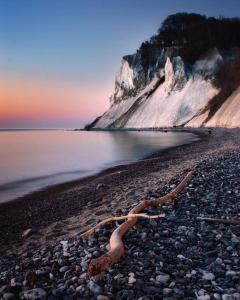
[90,13,240,129]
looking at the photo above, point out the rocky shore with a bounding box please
[0,128,240,299]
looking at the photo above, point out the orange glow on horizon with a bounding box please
[0,74,110,126]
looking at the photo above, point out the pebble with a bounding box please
[22,228,33,238]
[3,293,16,300]
[88,281,103,295]
[202,271,215,281]
[21,288,47,300]
[59,266,69,273]
[97,296,110,300]
[155,273,170,284]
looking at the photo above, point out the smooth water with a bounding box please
[0,130,198,202]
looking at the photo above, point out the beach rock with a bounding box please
[222,295,235,300]
[59,266,69,273]
[21,288,47,300]
[3,293,16,300]
[88,281,103,295]
[97,296,110,300]
[128,273,136,284]
[226,270,237,277]
[213,293,221,300]
[22,228,33,238]
[202,271,215,281]
[155,273,170,284]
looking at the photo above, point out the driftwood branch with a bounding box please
[87,171,193,276]
[197,216,240,225]
[80,213,165,239]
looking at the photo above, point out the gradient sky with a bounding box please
[1,0,240,129]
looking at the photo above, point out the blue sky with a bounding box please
[0,0,240,128]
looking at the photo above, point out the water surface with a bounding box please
[0,130,198,202]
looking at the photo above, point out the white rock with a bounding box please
[196,290,210,300]
[128,276,136,284]
[177,254,186,260]
[156,273,170,284]
[197,296,210,300]
[22,228,33,238]
[226,270,237,277]
[222,295,235,300]
[213,293,221,300]
[60,241,69,257]
[202,271,215,281]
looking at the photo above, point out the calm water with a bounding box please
[0,130,198,203]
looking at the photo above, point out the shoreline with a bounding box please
[0,128,238,254]
[0,128,203,205]
[0,128,200,205]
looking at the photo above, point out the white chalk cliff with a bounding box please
[89,14,240,129]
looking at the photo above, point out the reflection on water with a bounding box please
[0,130,198,202]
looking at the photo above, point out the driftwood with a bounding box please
[80,213,165,239]
[197,216,240,225]
[87,171,193,276]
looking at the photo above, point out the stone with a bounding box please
[202,272,215,281]
[226,270,237,277]
[59,266,69,273]
[97,296,110,300]
[156,273,170,284]
[197,295,210,300]
[233,293,240,300]
[163,288,172,295]
[128,276,136,284]
[22,228,33,238]
[3,293,16,300]
[177,254,187,260]
[222,295,235,300]
[88,281,103,295]
[21,288,47,300]
[213,293,222,300]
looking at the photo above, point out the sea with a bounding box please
[0,129,199,203]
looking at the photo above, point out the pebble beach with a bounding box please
[0,128,240,300]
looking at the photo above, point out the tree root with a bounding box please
[86,170,193,276]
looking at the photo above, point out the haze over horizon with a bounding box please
[1,0,240,129]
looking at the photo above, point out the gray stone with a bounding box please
[163,288,172,296]
[226,270,237,277]
[155,273,170,284]
[202,272,215,281]
[233,293,240,300]
[88,281,103,295]
[222,295,235,300]
[21,288,47,300]
[3,293,16,300]
[97,296,110,300]
[213,293,221,300]
[59,266,69,273]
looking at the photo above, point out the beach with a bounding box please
[0,127,240,299]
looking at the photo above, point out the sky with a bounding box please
[0,0,240,129]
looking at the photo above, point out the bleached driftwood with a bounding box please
[197,216,240,225]
[79,213,165,239]
[87,171,193,276]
